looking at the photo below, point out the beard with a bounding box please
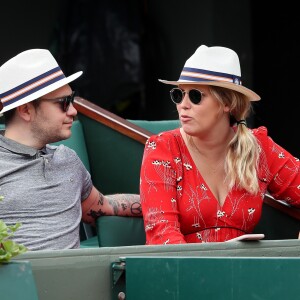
[30,116,72,146]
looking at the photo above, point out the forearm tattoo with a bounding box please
[87,209,107,220]
[130,201,142,215]
[86,191,107,220]
[98,191,104,205]
[86,192,142,220]
[106,194,142,216]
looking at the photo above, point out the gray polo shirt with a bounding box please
[0,131,93,250]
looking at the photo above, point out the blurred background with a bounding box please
[1,0,299,156]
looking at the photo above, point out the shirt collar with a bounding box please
[0,130,45,157]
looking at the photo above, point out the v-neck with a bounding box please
[178,130,229,208]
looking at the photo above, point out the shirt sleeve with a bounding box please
[64,146,93,201]
[255,126,300,207]
[140,131,187,245]
[81,166,93,201]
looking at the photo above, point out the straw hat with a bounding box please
[0,49,82,113]
[159,45,260,101]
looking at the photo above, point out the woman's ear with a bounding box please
[223,105,230,113]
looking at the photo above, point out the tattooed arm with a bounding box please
[81,186,142,226]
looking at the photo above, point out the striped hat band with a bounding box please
[179,67,242,85]
[0,67,65,109]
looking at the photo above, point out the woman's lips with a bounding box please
[180,115,192,122]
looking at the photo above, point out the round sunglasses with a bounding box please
[170,88,204,105]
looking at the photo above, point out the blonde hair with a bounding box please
[209,86,260,194]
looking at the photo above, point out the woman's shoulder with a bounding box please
[250,126,273,147]
[250,126,269,138]
[144,128,182,152]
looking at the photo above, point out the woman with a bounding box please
[139,45,300,245]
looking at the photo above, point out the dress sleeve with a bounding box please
[140,132,187,245]
[255,127,300,207]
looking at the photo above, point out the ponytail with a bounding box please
[209,86,260,194]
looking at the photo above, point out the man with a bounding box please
[0,49,142,250]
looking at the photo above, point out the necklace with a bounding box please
[187,134,225,174]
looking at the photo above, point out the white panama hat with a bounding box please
[0,49,82,113]
[159,45,260,102]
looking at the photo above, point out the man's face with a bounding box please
[30,85,77,144]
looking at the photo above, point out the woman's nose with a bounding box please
[180,91,191,108]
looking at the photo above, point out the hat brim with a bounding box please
[1,71,83,113]
[158,79,260,102]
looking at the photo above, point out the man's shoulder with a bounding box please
[46,143,74,151]
[46,143,77,157]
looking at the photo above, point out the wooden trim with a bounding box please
[74,96,300,222]
[74,97,152,144]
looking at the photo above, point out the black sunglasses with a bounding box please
[170,88,203,105]
[41,91,76,112]
[57,91,76,112]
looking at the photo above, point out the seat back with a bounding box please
[92,119,180,247]
[77,114,147,194]
[128,119,180,134]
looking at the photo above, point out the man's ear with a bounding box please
[16,103,34,121]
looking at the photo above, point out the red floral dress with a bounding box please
[140,126,300,245]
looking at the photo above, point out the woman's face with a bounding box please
[175,84,230,137]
